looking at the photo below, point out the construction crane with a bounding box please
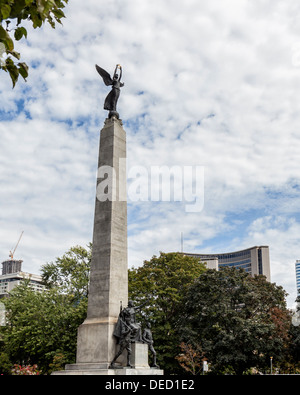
[9,231,24,260]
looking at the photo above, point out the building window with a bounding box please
[258,248,263,275]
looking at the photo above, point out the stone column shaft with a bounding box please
[76,117,128,367]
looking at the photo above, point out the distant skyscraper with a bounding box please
[0,259,45,326]
[0,259,44,298]
[184,246,271,281]
[296,260,300,296]
[1,259,22,275]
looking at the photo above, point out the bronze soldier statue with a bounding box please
[109,315,133,369]
[110,300,147,368]
[142,322,159,368]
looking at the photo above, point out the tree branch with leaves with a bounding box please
[0,0,68,87]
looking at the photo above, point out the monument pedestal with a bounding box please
[52,343,163,375]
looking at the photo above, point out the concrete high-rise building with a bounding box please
[0,260,44,298]
[184,246,271,281]
[296,260,300,296]
[2,259,22,275]
[0,259,45,326]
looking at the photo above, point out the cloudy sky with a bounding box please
[1,0,300,307]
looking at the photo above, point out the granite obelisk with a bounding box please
[75,116,128,367]
[52,116,128,375]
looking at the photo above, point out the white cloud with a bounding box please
[1,0,300,307]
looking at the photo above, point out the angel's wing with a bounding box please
[95,64,113,86]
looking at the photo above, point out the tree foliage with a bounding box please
[0,244,90,374]
[128,252,207,373]
[41,244,92,300]
[287,324,300,373]
[181,267,292,375]
[1,280,87,374]
[0,0,68,87]
[1,246,299,375]
[175,342,205,375]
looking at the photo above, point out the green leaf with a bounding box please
[18,62,29,80]
[2,4,12,19]
[5,58,19,88]
[0,26,14,51]
[1,4,11,19]
[52,8,65,20]
[10,0,28,20]
[46,15,55,28]
[7,50,20,60]
[31,10,43,28]
[0,25,7,40]
[4,35,14,51]
[14,27,27,41]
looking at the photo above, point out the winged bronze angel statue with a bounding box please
[95,64,124,119]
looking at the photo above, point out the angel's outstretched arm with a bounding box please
[117,65,124,86]
[118,65,122,82]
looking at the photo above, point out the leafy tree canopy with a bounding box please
[1,246,298,375]
[181,267,291,375]
[129,252,207,373]
[41,243,91,300]
[0,0,68,87]
[1,280,87,373]
[0,244,90,374]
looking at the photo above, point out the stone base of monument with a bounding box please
[51,343,164,375]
